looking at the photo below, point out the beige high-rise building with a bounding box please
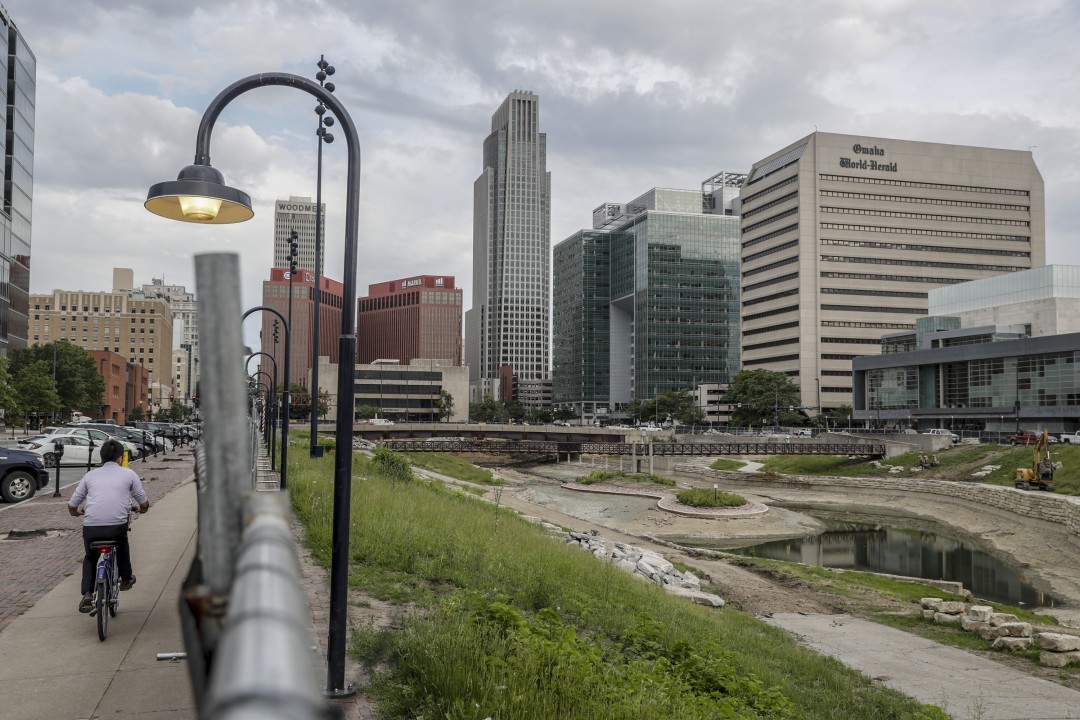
[30,283,175,402]
[739,132,1045,414]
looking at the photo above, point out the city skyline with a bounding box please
[14,1,1080,354]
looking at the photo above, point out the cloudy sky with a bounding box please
[13,0,1080,351]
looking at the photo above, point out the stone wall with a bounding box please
[676,463,1080,544]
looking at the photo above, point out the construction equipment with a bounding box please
[1014,429,1056,491]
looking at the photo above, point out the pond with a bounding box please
[724,516,1057,608]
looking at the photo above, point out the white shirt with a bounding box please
[68,462,148,527]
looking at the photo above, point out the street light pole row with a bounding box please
[310,56,335,458]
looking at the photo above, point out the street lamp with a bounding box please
[246,352,279,467]
[243,306,291,490]
[251,369,276,462]
[144,71,361,697]
[310,55,335,458]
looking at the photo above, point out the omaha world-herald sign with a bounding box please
[839,143,897,172]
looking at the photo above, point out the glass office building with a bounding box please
[553,180,742,418]
[0,8,34,355]
[854,267,1080,432]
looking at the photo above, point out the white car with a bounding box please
[923,428,959,443]
[50,427,140,459]
[26,433,103,468]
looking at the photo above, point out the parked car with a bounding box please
[26,433,102,468]
[792,428,814,437]
[923,428,959,443]
[1060,431,1080,445]
[0,446,49,503]
[371,418,394,426]
[1006,430,1042,446]
[49,426,140,460]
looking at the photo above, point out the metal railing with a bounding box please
[179,254,329,719]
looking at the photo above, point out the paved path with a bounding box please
[765,613,1080,720]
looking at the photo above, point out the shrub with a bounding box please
[676,488,746,508]
[576,470,675,486]
[372,447,413,482]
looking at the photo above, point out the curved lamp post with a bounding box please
[242,305,290,490]
[144,72,360,698]
[250,370,276,459]
[246,353,279,466]
[311,55,336,458]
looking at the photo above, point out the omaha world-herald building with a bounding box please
[739,132,1045,416]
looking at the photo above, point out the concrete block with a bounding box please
[966,605,994,622]
[936,601,967,614]
[989,613,1018,627]
[922,609,937,620]
[992,637,1032,651]
[935,612,962,624]
[920,597,943,609]
[961,617,989,632]
[977,626,1002,642]
[1040,650,1080,668]
[1036,633,1080,652]
[998,622,1032,638]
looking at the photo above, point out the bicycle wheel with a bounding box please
[96,580,108,641]
[109,555,119,618]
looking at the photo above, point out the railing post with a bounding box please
[195,253,251,593]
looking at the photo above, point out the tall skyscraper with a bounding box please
[0,7,34,356]
[135,277,199,391]
[553,175,743,420]
[357,275,462,365]
[465,91,551,403]
[273,196,325,275]
[740,131,1045,415]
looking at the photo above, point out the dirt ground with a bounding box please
[488,461,1080,626]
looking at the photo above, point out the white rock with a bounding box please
[935,612,962,624]
[961,617,989,632]
[977,626,1001,641]
[993,637,1032,651]
[1040,650,1080,668]
[989,613,1018,627]
[616,560,638,574]
[936,601,967,615]
[636,560,658,578]
[1035,633,1080,652]
[920,597,944,609]
[997,622,1032,638]
[664,585,725,607]
[922,609,937,620]
[639,552,674,575]
[966,605,993,622]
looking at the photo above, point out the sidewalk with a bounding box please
[0,449,198,720]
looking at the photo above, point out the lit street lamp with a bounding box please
[144,70,361,697]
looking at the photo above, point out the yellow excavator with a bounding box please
[1014,429,1056,492]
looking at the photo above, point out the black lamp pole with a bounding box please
[145,72,360,697]
[243,305,291,491]
[245,352,278,452]
[310,55,335,457]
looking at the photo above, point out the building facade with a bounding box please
[135,275,198,386]
[739,131,1045,416]
[853,266,1080,432]
[552,179,742,421]
[465,91,551,403]
[0,7,34,356]
[274,196,325,275]
[316,357,468,423]
[260,267,344,388]
[88,350,149,424]
[357,275,462,365]
[31,285,175,398]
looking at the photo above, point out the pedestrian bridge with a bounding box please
[380,439,886,458]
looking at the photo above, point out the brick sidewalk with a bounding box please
[0,449,196,632]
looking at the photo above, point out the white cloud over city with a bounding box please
[11,0,1080,350]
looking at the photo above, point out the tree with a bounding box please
[553,405,577,422]
[469,395,507,423]
[130,405,145,422]
[0,357,22,423]
[168,403,187,422]
[722,370,801,427]
[356,404,379,420]
[9,341,105,415]
[14,360,61,421]
[625,390,702,426]
[438,390,454,421]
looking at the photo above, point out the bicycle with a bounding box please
[88,539,121,641]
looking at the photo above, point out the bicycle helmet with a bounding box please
[99,438,126,463]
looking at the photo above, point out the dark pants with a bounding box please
[81,523,132,595]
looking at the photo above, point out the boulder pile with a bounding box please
[920,597,1079,664]
[565,531,724,608]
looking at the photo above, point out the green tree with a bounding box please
[0,357,22,424]
[722,370,801,427]
[438,390,455,421]
[14,360,61,421]
[130,405,145,422]
[469,394,507,423]
[168,403,187,422]
[9,341,105,416]
[356,404,379,420]
[504,400,525,422]
[527,406,554,424]
[626,390,702,426]
[553,405,577,422]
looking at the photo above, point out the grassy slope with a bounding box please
[290,451,937,719]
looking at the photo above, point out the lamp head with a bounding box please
[145,164,254,224]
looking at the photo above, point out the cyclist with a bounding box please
[67,439,150,613]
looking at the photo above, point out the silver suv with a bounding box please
[923,428,959,443]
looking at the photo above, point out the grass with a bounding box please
[756,443,1080,495]
[289,449,943,720]
[575,470,675,486]
[676,487,747,508]
[709,458,746,471]
[400,451,499,485]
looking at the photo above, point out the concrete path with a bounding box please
[765,613,1080,720]
[0,479,198,720]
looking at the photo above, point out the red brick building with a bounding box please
[88,350,150,424]
[357,275,462,365]
[260,268,344,389]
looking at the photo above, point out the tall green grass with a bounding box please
[575,470,675,486]
[401,451,498,485]
[290,450,943,719]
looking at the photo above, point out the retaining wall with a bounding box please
[676,463,1080,544]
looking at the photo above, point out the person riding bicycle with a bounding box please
[67,439,149,613]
